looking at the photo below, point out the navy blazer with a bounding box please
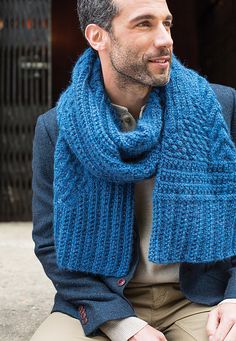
[32,84,236,336]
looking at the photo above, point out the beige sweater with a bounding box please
[131,177,179,286]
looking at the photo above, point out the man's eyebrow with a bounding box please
[129,14,173,23]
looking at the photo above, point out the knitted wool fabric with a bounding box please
[54,48,236,276]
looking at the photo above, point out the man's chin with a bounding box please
[152,74,170,87]
[148,66,171,87]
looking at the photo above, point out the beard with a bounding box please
[108,34,172,88]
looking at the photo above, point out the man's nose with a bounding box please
[153,25,173,49]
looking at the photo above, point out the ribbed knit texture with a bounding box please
[54,48,236,276]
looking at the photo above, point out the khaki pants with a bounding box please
[30,283,213,340]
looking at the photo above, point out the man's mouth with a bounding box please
[148,56,170,69]
[149,56,170,64]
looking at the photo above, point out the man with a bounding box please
[31,0,236,340]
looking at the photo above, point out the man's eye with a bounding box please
[137,21,151,28]
[164,21,173,29]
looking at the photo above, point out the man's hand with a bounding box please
[206,303,236,341]
[128,324,167,341]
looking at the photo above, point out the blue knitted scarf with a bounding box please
[54,48,236,276]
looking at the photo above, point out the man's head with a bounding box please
[77,0,119,36]
[77,0,173,88]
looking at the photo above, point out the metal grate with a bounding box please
[0,0,52,221]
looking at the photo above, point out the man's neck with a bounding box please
[101,62,151,120]
[107,86,149,120]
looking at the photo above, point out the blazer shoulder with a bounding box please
[211,83,235,104]
[211,83,236,130]
[37,107,58,146]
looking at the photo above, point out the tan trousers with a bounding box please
[30,283,214,340]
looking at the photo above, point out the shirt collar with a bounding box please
[111,103,146,119]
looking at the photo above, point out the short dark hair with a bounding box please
[77,0,119,36]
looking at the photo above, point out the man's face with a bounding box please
[106,0,173,87]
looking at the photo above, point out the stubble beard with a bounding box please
[109,36,172,89]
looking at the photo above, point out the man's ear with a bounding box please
[85,24,108,51]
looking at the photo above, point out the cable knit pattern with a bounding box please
[54,48,236,276]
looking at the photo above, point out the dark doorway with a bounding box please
[168,0,236,88]
[51,0,86,104]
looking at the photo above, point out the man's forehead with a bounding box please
[115,0,168,10]
[114,0,171,19]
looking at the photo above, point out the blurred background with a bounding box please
[0,0,236,221]
[0,1,235,340]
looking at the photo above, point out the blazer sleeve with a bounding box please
[32,113,136,336]
[225,87,236,299]
[230,87,236,144]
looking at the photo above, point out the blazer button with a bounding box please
[78,305,84,313]
[117,278,126,286]
[82,317,88,325]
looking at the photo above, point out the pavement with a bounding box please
[0,223,55,341]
